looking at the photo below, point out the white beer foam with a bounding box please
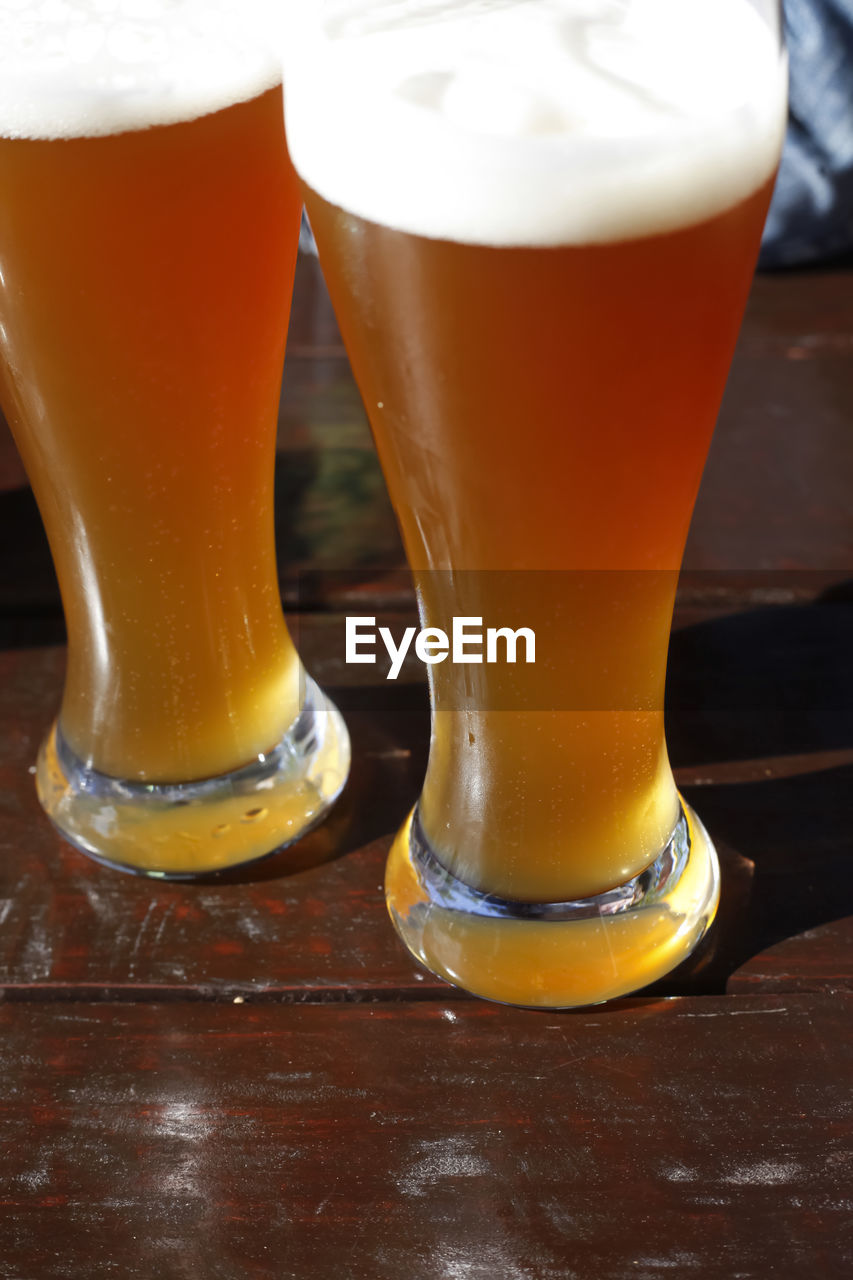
[284,0,788,245]
[0,0,282,139]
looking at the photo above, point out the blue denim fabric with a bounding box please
[761,0,853,266]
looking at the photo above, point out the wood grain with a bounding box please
[728,915,853,995]
[1,997,851,1280]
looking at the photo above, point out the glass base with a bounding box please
[385,800,720,1008]
[36,677,351,879]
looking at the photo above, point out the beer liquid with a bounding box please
[307,178,774,901]
[385,805,718,1006]
[290,0,785,902]
[287,0,786,999]
[0,85,303,781]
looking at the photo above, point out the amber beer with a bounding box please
[0,87,299,781]
[307,178,775,903]
[286,0,786,1004]
[0,7,349,875]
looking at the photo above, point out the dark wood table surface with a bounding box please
[0,257,851,1279]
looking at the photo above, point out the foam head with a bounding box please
[284,0,788,246]
[0,0,283,140]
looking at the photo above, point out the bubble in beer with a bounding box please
[241,807,269,824]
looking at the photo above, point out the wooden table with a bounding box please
[0,258,851,1278]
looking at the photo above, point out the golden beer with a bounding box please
[286,0,787,1004]
[0,87,300,782]
[0,5,349,874]
[307,179,775,904]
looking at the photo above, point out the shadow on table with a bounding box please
[0,485,63,648]
[667,583,853,765]
[659,588,853,993]
[689,759,852,953]
[225,594,853,925]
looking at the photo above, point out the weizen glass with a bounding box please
[285,0,787,1005]
[0,2,349,877]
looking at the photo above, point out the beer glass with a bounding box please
[285,0,787,1005]
[0,2,349,877]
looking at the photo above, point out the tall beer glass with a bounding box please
[285,1,786,1005]
[0,1,349,877]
